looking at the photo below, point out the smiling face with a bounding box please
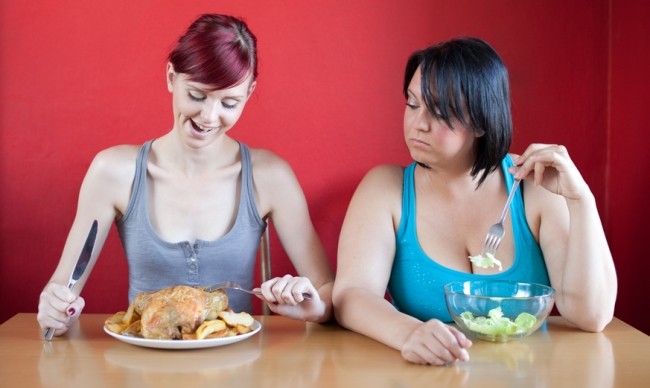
[403,67,480,171]
[167,63,256,142]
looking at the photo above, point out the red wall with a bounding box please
[609,0,650,334]
[0,1,645,333]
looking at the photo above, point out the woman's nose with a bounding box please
[201,102,221,123]
[414,109,432,131]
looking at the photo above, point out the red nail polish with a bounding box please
[67,308,76,316]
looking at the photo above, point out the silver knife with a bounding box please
[43,220,98,341]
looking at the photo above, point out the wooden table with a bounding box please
[1,314,648,387]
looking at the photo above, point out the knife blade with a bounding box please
[43,220,98,341]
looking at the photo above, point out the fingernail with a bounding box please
[67,308,76,316]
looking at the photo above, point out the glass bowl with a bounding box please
[444,280,555,342]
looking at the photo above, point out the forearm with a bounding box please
[312,281,334,323]
[557,194,617,331]
[334,287,421,351]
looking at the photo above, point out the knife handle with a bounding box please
[42,281,75,341]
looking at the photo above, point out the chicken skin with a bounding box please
[133,285,228,339]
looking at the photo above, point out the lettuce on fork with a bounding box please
[469,252,503,271]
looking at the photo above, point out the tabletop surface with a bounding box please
[1,313,649,388]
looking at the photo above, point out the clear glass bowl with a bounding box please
[444,280,555,342]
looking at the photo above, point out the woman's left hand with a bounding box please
[512,144,590,201]
[256,275,326,321]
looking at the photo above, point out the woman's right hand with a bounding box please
[400,319,472,365]
[37,283,85,337]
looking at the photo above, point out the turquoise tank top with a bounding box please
[388,155,550,322]
[117,140,266,313]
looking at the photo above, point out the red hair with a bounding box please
[168,14,258,90]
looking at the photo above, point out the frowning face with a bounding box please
[403,67,480,171]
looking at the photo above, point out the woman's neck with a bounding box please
[152,132,239,176]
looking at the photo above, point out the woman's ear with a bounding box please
[166,63,175,93]
[247,80,257,98]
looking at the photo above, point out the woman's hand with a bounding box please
[400,319,472,365]
[513,143,616,331]
[37,283,85,337]
[257,275,326,322]
[513,144,590,201]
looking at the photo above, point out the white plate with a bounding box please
[104,336,261,371]
[103,320,261,349]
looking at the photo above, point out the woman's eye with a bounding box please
[188,92,205,102]
[406,102,419,110]
[222,101,237,110]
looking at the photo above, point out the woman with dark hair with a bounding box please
[38,14,333,337]
[333,37,616,365]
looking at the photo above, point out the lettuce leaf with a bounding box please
[459,307,537,336]
[468,252,503,271]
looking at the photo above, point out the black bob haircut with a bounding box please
[403,37,512,187]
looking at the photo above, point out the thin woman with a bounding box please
[39,14,334,337]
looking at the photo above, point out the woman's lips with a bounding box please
[190,119,217,133]
[410,138,429,147]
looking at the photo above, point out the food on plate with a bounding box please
[218,310,255,334]
[104,311,126,333]
[193,319,227,340]
[138,285,228,339]
[469,252,503,271]
[459,307,537,336]
[121,320,142,336]
[104,285,255,340]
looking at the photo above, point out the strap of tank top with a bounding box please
[397,163,416,239]
[502,154,523,204]
[503,154,534,247]
[238,142,266,227]
[118,140,152,223]
[133,140,153,203]
[239,143,252,193]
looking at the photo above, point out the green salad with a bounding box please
[459,307,537,336]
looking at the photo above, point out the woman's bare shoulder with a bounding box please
[248,147,290,168]
[88,144,141,182]
[247,147,297,183]
[364,164,404,180]
[348,164,404,204]
[358,164,404,189]
[75,144,142,216]
[95,144,141,160]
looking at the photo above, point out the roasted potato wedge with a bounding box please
[196,319,228,340]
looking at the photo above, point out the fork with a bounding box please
[481,179,521,256]
[204,281,312,300]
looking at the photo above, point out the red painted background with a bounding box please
[0,1,647,334]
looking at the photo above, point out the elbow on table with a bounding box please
[331,287,348,323]
[568,310,615,332]
[331,286,363,328]
[557,286,617,332]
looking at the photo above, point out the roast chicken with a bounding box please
[132,285,228,340]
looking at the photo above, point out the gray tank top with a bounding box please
[117,140,266,312]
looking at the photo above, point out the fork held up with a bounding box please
[481,179,521,256]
